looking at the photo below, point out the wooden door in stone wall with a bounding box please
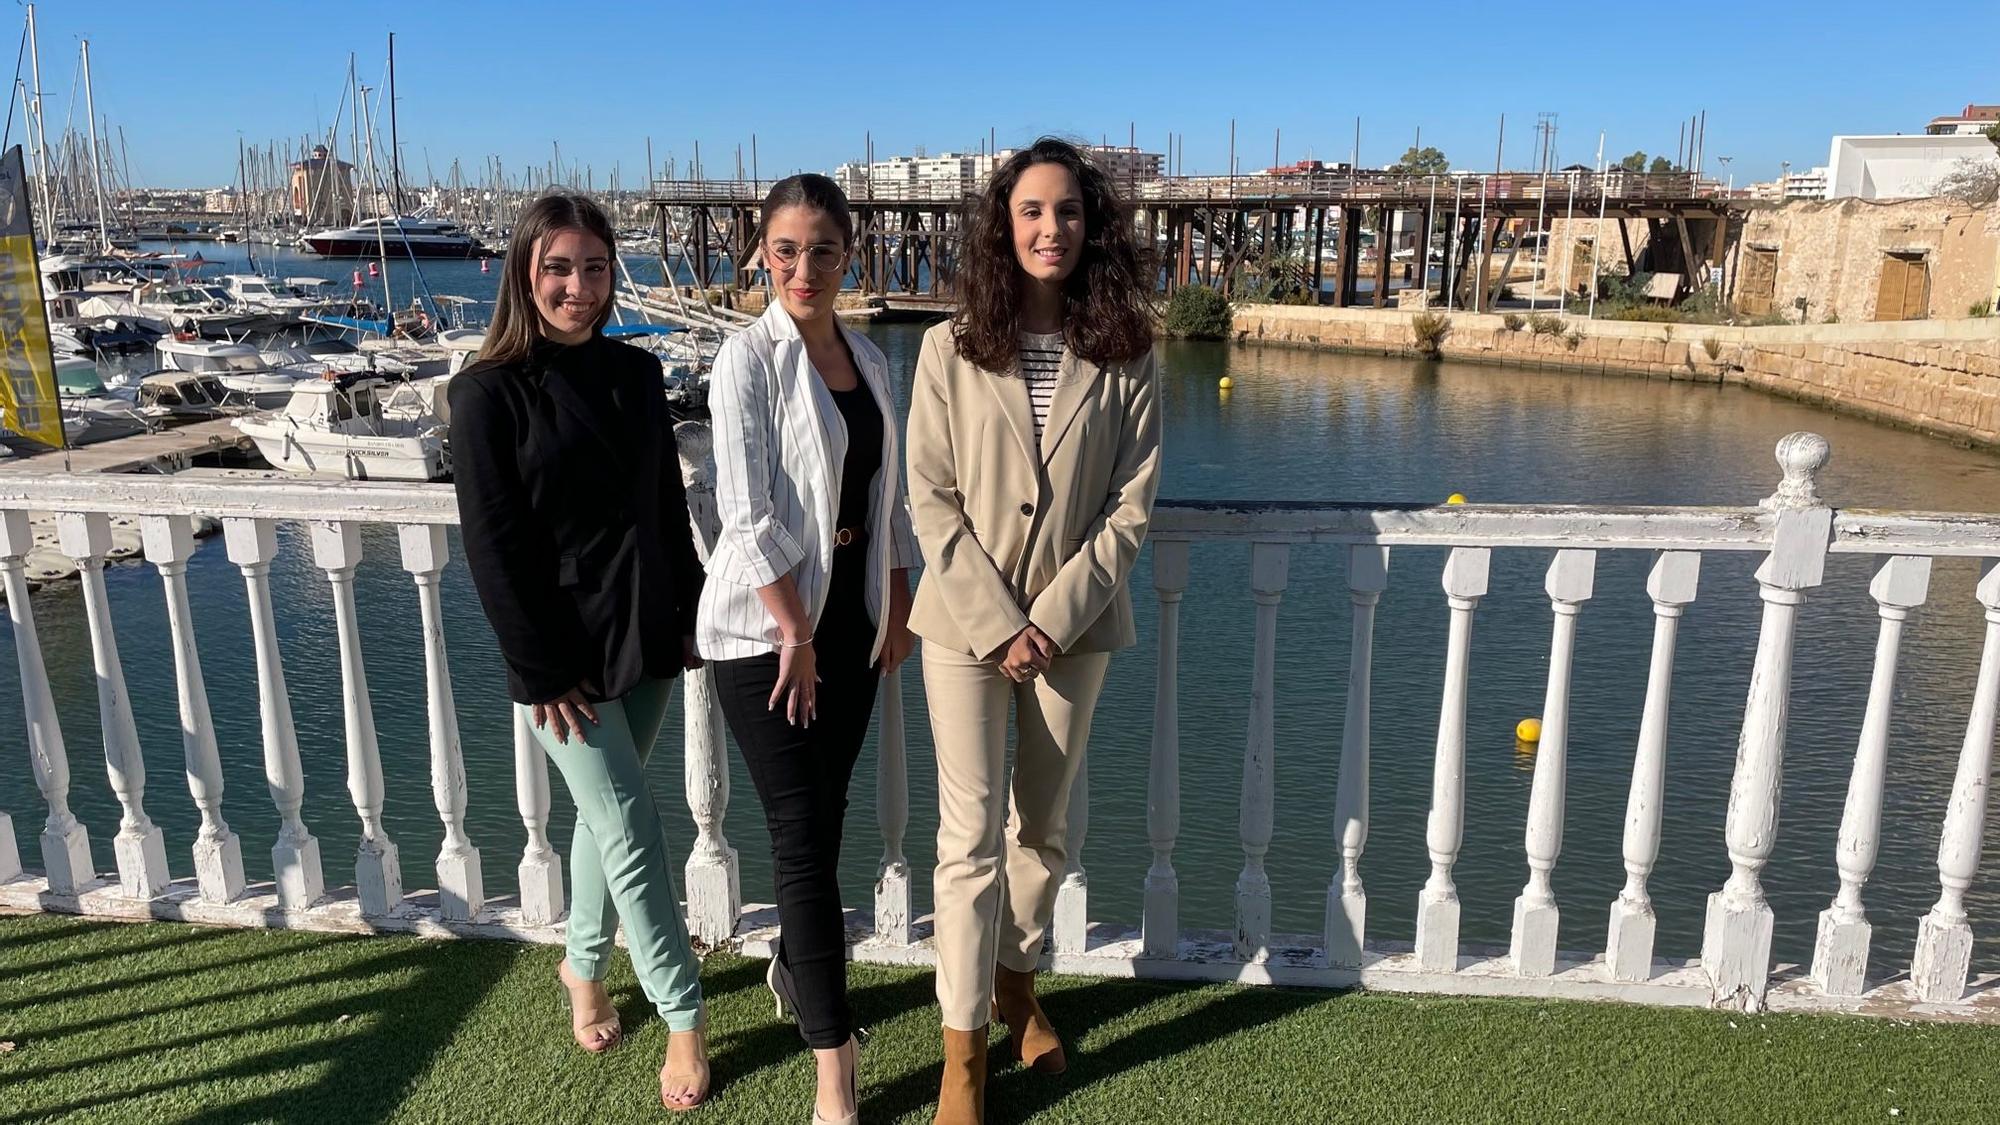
[1737,248,1778,316]
[1873,253,1930,321]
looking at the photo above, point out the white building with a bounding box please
[834,144,1163,200]
[1782,166,1829,199]
[1826,134,2000,200]
[1926,104,2000,136]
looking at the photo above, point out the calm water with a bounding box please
[8,241,2000,979]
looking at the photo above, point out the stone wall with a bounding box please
[1229,304,2000,448]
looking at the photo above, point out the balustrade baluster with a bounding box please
[1811,555,1930,996]
[873,670,911,945]
[1235,542,1289,961]
[1326,545,1389,968]
[1606,550,1700,982]
[226,518,323,910]
[1053,759,1089,955]
[1910,559,2000,1004]
[1511,549,1596,976]
[0,510,93,893]
[1416,547,1490,973]
[1701,433,1832,1008]
[513,709,564,926]
[143,514,245,903]
[675,421,740,944]
[310,521,401,916]
[58,512,169,899]
[1143,540,1190,961]
[400,524,483,922]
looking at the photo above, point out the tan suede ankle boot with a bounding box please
[934,1025,987,1125]
[992,965,1067,1074]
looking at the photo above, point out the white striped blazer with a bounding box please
[696,301,920,663]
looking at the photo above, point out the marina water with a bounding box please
[10,239,2000,975]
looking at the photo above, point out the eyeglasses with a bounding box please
[765,241,848,276]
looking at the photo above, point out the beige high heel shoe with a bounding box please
[555,960,621,1054]
[810,1034,860,1125]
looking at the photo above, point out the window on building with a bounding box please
[1874,252,1929,321]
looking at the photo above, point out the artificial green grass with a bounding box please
[1,912,1995,1124]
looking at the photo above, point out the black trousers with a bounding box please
[712,549,880,1049]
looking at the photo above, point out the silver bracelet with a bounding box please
[780,635,814,649]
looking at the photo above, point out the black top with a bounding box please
[447,334,705,705]
[829,381,882,537]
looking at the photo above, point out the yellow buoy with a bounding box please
[1218,376,1234,390]
[1516,717,1543,743]
[1446,492,1467,505]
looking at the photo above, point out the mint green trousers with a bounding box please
[523,677,703,1031]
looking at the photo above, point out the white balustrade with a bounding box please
[1811,555,1930,996]
[143,514,245,904]
[1143,540,1190,961]
[1234,542,1289,961]
[872,669,911,945]
[0,510,93,893]
[1701,433,1832,1008]
[674,421,741,945]
[1052,758,1089,955]
[57,511,170,899]
[1606,550,1701,982]
[1326,545,1388,968]
[226,517,324,910]
[0,810,19,882]
[1510,549,1596,975]
[399,524,483,922]
[1910,559,2000,1003]
[1416,547,1490,973]
[310,521,402,917]
[513,709,564,926]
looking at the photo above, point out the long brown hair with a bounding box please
[479,193,618,366]
[950,137,1153,374]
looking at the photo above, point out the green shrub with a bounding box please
[1163,285,1232,339]
[1411,312,1451,358]
[1502,313,1526,331]
[1528,313,1564,336]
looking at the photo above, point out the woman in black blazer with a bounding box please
[448,193,711,1112]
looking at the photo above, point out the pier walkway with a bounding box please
[0,420,252,477]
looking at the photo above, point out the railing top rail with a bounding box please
[3,474,1996,557]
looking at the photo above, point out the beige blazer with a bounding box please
[906,321,1163,659]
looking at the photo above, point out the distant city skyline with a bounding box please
[16,0,1996,190]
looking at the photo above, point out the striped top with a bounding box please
[1019,331,1064,445]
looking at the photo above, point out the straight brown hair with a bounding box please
[479,193,618,366]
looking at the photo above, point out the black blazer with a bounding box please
[448,334,704,705]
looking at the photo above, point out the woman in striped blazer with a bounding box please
[696,173,919,1125]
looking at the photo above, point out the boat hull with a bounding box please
[302,236,486,259]
[236,420,447,481]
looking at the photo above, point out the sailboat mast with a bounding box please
[79,39,112,251]
[386,32,404,214]
[358,84,393,315]
[25,4,53,232]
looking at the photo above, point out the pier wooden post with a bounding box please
[1416,547,1490,972]
[1811,555,1930,996]
[143,514,245,904]
[310,521,402,918]
[1235,543,1289,961]
[1606,551,1701,982]
[226,518,324,911]
[400,524,484,923]
[1,511,93,894]
[1310,207,1326,302]
[1910,559,2000,1003]
[58,512,170,900]
[872,671,912,945]
[1510,549,1596,976]
[1475,218,1501,313]
[1143,541,1190,960]
[1327,545,1389,967]
[1701,433,1832,1008]
[1372,208,1392,308]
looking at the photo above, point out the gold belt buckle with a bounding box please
[833,527,856,547]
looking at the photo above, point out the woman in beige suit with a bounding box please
[906,136,1162,1125]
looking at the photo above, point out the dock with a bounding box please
[0,419,255,476]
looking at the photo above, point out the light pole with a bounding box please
[1718,155,1733,197]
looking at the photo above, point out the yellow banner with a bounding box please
[0,146,62,449]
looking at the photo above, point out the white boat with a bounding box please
[56,357,153,444]
[134,371,251,420]
[155,338,314,409]
[216,274,344,316]
[301,211,489,259]
[234,378,449,481]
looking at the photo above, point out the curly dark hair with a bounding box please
[950,137,1153,374]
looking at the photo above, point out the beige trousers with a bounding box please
[923,644,1111,1031]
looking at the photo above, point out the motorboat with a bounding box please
[301,212,491,259]
[216,274,344,316]
[134,371,251,421]
[233,377,449,481]
[154,338,314,408]
[56,356,153,444]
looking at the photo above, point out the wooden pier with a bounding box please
[0,419,254,476]
[650,170,1736,314]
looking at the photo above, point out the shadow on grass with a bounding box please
[0,920,236,978]
[859,977,1329,1124]
[0,936,522,1125]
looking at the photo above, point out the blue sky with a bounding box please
[16,0,1997,188]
